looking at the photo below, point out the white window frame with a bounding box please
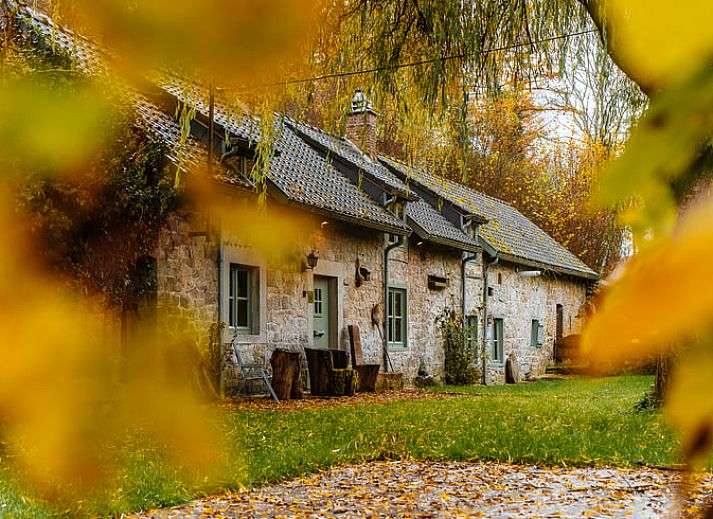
[492,318,504,363]
[387,286,408,350]
[531,319,544,349]
[229,264,258,334]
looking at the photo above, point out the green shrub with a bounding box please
[439,311,480,385]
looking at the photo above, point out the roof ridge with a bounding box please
[380,154,514,208]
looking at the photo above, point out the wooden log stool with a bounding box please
[270,348,304,400]
[304,347,358,396]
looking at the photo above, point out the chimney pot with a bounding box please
[345,89,378,160]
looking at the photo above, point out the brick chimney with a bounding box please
[345,90,378,160]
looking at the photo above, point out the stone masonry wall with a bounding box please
[154,204,589,390]
[155,210,219,331]
[484,262,588,384]
[388,239,481,381]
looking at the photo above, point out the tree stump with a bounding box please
[270,349,303,400]
[304,348,331,396]
[328,369,359,396]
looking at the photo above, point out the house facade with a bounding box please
[15,5,598,388]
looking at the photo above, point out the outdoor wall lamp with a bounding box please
[303,251,319,271]
[519,270,541,277]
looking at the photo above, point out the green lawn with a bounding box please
[0,375,680,517]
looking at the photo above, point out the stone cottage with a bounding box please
[13,5,598,388]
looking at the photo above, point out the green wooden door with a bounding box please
[313,276,331,349]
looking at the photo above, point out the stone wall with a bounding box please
[153,203,589,391]
[388,239,481,381]
[484,261,588,384]
[154,210,219,331]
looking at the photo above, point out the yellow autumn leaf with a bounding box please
[666,348,713,464]
[605,0,713,88]
[581,196,713,365]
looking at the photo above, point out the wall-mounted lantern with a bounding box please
[302,251,319,271]
[518,270,541,277]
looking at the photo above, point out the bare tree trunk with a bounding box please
[654,353,672,404]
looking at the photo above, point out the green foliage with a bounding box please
[15,119,179,308]
[438,311,480,386]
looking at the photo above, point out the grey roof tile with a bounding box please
[292,122,410,196]
[406,200,479,252]
[16,5,252,189]
[382,156,598,279]
[268,123,408,232]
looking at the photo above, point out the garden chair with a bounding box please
[231,339,279,402]
[348,325,380,392]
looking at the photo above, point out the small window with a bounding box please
[314,286,324,317]
[466,315,478,352]
[388,287,407,349]
[531,319,544,348]
[487,286,494,297]
[492,318,504,362]
[229,264,258,333]
[497,273,502,285]
[386,233,400,246]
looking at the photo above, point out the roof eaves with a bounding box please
[496,252,599,281]
[406,216,480,253]
[264,176,409,236]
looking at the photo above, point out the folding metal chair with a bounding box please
[231,339,279,402]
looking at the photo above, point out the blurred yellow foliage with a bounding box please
[582,198,713,365]
[0,190,223,500]
[604,1,713,89]
[44,0,322,88]
[584,0,713,475]
[0,77,114,173]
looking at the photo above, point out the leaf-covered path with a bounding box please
[136,460,712,518]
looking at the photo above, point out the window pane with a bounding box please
[237,300,248,328]
[314,288,323,316]
[237,269,249,297]
[230,265,255,331]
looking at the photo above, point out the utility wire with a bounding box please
[221,28,596,93]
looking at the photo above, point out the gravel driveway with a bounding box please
[135,460,713,518]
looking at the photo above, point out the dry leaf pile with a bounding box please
[136,460,713,518]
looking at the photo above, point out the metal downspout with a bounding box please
[481,255,498,385]
[217,227,224,398]
[383,236,403,371]
[461,252,478,321]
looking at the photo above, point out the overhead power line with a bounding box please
[224,28,597,93]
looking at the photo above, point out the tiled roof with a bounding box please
[381,156,598,279]
[291,122,480,251]
[292,122,411,196]
[266,122,410,232]
[406,200,479,252]
[151,88,409,232]
[14,5,409,232]
[16,5,252,190]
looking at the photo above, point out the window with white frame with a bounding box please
[229,264,258,333]
[531,319,544,348]
[387,287,407,349]
[492,318,504,362]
